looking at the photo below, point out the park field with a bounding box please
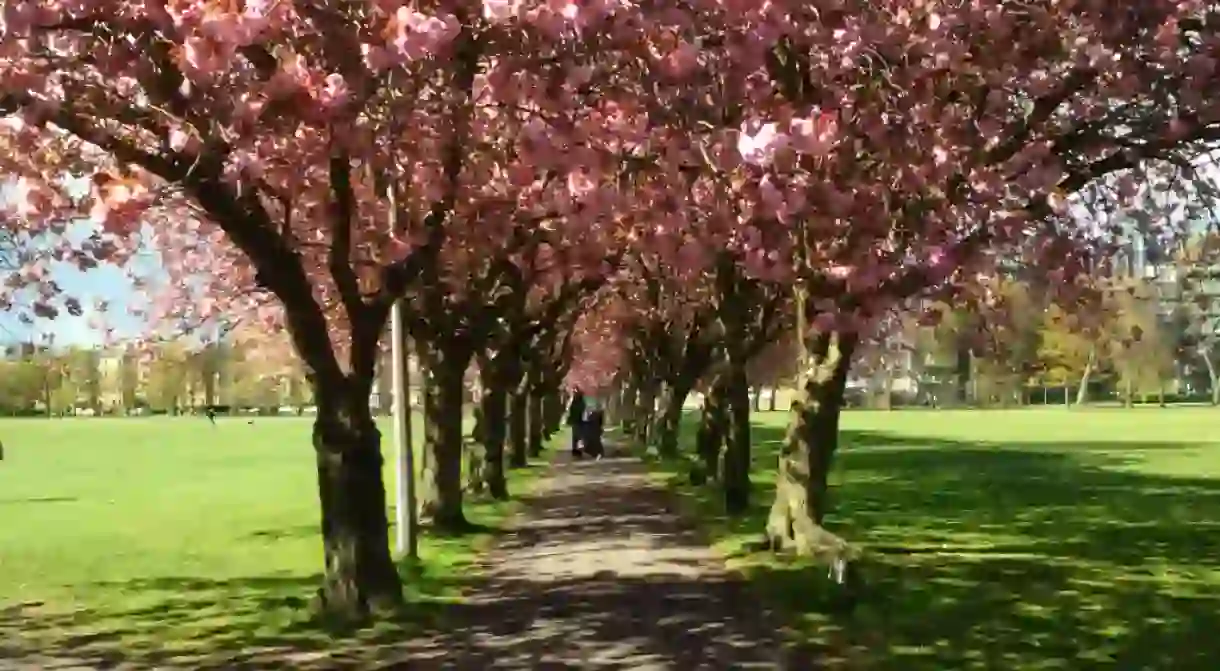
[658,407,1220,670]
[0,416,526,667]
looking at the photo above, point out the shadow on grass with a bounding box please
[655,417,1220,670]
[0,466,548,669]
[0,495,78,506]
[0,451,799,669]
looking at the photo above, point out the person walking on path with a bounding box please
[566,388,587,458]
[583,394,605,460]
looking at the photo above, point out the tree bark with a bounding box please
[1202,350,1219,406]
[766,331,858,557]
[722,360,752,515]
[418,343,469,531]
[311,379,402,618]
[465,403,487,495]
[605,383,621,425]
[1075,346,1096,406]
[696,377,728,480]
[508,385,529,468]
[654,378,693,458]
[635,378,659,444]
[527,387,545,458]
[476,360,512,500]
[954,339,971,406]
[542,385,564,438]
[620,380,639,434]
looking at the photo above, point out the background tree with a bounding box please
[1108,280,1176,406]
[145,344,189,414]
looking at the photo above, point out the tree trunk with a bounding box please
[954,340,971,406]
[654,378,693,458]
[477,364,511,500]
[635,379,659,444]
[606,383,621,425]
[508,386,529,468]
[696,377,728,480]
[722,360,752,515]
[1075,347,1096,406]
[766,331,858,557]
[620,381,639,433]
[465,405,487,496]
[311,382,403,618]
[527,388,545,458]
[1202,350,1219,406]
[418,344,469,531]
[542,381,564,438]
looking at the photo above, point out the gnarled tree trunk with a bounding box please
[476,359,513,500]
[721,358,752,515]
[527,387,545,458]
[418,343,470,530]
[619,380,639,433]
[508,384,529,468]
[654,379,694,458]
[312,378,402,618]
[542,382,564,438]
[465,404,487,495]
[696,375,728,481]
[766,331,858,557]
[635,378,659,444]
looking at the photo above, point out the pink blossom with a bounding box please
[737,121,787,166]
[483,0,524,23]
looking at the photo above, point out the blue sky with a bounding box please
[0,260,146,348]
[1,175,155,348]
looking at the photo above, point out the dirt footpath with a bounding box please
[390,451,802,670]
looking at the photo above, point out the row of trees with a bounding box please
[3,0,1219,621]
[855,265,1220,408]
[0,332,310,415]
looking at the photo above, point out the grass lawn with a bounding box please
[654,407,1220,670]
[0,415,543,667]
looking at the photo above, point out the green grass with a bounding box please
[0,415,544,666]
[652,407,1220,670]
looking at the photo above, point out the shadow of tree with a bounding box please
[0,495,78,506]
[662,419,1220,670]
[0,455,800,669]
[0,475,541,668]
[0,567,466,669]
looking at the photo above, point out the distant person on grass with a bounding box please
[567,388,587,458]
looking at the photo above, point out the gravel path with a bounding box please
[389,451,793,669]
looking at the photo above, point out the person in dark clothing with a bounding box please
[204,406,217,426]
[566,388,586,458]
[583,404,605,460]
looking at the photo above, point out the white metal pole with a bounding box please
[390,298,418,559]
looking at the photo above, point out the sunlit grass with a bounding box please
[0,416,542,666]
[650,407,1220,670]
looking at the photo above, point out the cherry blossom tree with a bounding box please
[0,0,656,618]
[730,1,1220,558]
[575,0,1220,561]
